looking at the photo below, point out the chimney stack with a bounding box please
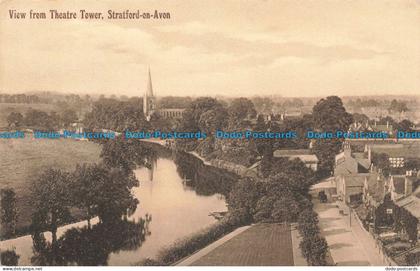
[343,141,351,157]
[405,176,413,196]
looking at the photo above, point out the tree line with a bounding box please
[7,109,79,130]
[227,156,329,265]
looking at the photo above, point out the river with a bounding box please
[0,150,237,266]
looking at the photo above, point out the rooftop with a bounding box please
[273,149,318,163]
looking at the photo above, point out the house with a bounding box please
[334,142,371,176]
[371,121,394,136]
[336,174,369,204]
[388,170,417,201]
[334,142,373,204]
[363,171,386,208]
[348,121,374,133]
[273,149,318,170]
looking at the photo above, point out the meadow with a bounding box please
[0,135,101,235]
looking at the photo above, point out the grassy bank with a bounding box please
[139,210,248,266]
[0,135,101,235]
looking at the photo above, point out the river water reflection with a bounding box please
[0,150,235,266]
[108,156,228,265]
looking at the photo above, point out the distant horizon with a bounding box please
[1,89,420,100]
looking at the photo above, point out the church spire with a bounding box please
[147,67,153,97]
[143,66,155,121]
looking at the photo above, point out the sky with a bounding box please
[0,0,419,97]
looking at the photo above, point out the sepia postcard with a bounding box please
[0,0,419,269]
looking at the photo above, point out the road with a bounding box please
[314,200,385,266]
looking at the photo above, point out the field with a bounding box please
[0,103,59,128]
[0,135,101,233]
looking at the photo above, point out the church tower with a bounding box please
[143,67,155,121]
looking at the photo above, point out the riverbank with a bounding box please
[139,139,256,177]
[138,210,249,266]
[0,136,101,240]
[1,145,235,266]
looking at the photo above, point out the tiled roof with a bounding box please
[274,149,311,156]
[274,149,318,163]
[344,175,367,187]
[396,191,420,219]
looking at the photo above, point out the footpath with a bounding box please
[314,200,384,265]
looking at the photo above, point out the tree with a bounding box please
[180,97,225,130]
[0,188,18,237]
[157,96,192,109]
[70,164,109,228]
[24,110,58,130]
[60,109,78,128]
[178,97,226,151]
[253,196,277,222]
[260,152,273,178]
[31,168,72,245]
[253,115,273,156]
[94,168,139,223]
[388,99,408,113]
[83,98,149,131]
[198,108,228,134]
[6,112,23,128]
[372,153,391,176]
[277,114,314,149]
[227,98,256,128]
[271,194,301,222]
[228,178,263,221]
[352,113,369,124]
[100,138,153,173]
[251,97,274,113]
[0,249,20,266]
[312,96,353,175]
[312,96,353,131]
[397,119,414,132]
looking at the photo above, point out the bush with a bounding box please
[405,252,420,266]
[0,249,20,266]
[299,235,328,266]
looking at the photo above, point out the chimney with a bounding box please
[343,142,351,157]
[405,175,413,196]
[370,164,376,173]
[368,146,371,163]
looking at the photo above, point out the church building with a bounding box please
[143,68,186,121]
